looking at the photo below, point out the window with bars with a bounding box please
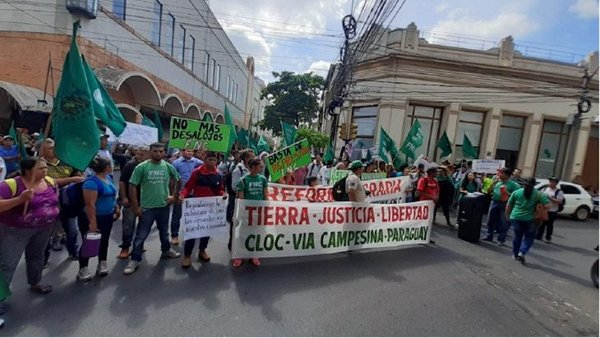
[403,104,443,159]
[534,120,569,179]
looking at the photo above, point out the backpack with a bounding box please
[332,176,349,201]
[555,189,564,212]
[59,176,104,218]
[5,176,56,197]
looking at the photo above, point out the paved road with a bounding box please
[2,213,598,336]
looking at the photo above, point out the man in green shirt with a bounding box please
[124,143,181,275]
[483,167,521,245]
[506,177,550,263]
[233,158,268,268]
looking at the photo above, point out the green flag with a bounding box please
[436,131,452,158]
[378,128,401,164]
[8,122,17,141]
[462,133,478,159]
[202,112,213,123]
[142,115,156,128]
[52,22,100,171]
[237,128,249,148]
[257,135,269,153]
[399,120,423,161]
[224,103,237,154]
[152,110,164,142]
[280,121,297,146]
[81,57,126,136]
[323,138,335,163]
[366,149,372,161]
[248,135,258,153]
[17,132,27,158]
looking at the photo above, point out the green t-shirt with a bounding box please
[129,160,180,209]
[491,179,521,202]
[508,188,550,221]
[236,174,268,200]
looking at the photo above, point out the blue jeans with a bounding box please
[120,206,137,249]
[61,215,79,255]
[511,219,536,256]
[485,201,508,242]
[130,206,171,262]
[170,203,182,238]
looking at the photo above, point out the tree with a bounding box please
[296,127,329,149]
[258,71,325,134]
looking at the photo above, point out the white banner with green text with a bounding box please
[232,199,433,258]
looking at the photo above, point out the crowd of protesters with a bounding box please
[0,129,583,325]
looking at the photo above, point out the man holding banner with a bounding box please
[178,152,225,269]
[170,148,203,246]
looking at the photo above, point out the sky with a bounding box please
[209,0,599,83]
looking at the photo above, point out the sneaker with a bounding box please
[160,249,181,259]
[198,250,211,262]
[513,255,519,260]
[123,261,140,275]
[181,256,192,269]
[231,258,243,267]
[117,248,130,259]
[497,241,506,247]
[250,258,261,266]
[545,239,552,244]
[517,253,526,263]
[96,261,108,277]
[77,267,93,282]
[171,237,180,246]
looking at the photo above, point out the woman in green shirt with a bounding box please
[459,173,479,197]
[506,177,551,263]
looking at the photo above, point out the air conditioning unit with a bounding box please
[66,0,98,19]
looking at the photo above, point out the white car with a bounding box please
[535,179,594,221]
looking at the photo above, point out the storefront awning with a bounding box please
[0,81,53,113]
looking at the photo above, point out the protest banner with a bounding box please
[266,139,312,182]
[472,159,506,174]
[329,170,388,185]
[107,122,158,147]
[181,196,228,241]
[232,199,433,258]
[169,116,231,152]
[266,176,410,203]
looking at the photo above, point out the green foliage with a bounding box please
[258,71,325,135]
[296,127,329,149]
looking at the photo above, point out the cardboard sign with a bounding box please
[181,196,228,240]
[472,159,506,174]
[169,116,231,152]
[266,139,312,182]
[107,122,158,147]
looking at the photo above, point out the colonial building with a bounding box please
[0,0,258,140]
[323,23,599,191]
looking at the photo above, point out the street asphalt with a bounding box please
[1,211,598,336]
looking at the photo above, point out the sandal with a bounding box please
[30,284,53,294]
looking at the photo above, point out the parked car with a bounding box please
[534,179,594,221]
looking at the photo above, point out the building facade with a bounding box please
[0,0,255,140]
[323,23,599,191]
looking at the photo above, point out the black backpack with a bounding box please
[332,176,349,201]
[59,176,105,218]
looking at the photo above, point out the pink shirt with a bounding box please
[0,177,59,228]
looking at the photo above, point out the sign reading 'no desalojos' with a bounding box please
[232,199,433,258]
[169,116,231,152]
[265,139,312,182]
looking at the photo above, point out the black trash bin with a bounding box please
[457,194,486,243]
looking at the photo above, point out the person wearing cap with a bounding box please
[483,167,521,245]
[347,160,367,203]
[364,160,376,174]
[0,135,20,176]
[536,177,564,243]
